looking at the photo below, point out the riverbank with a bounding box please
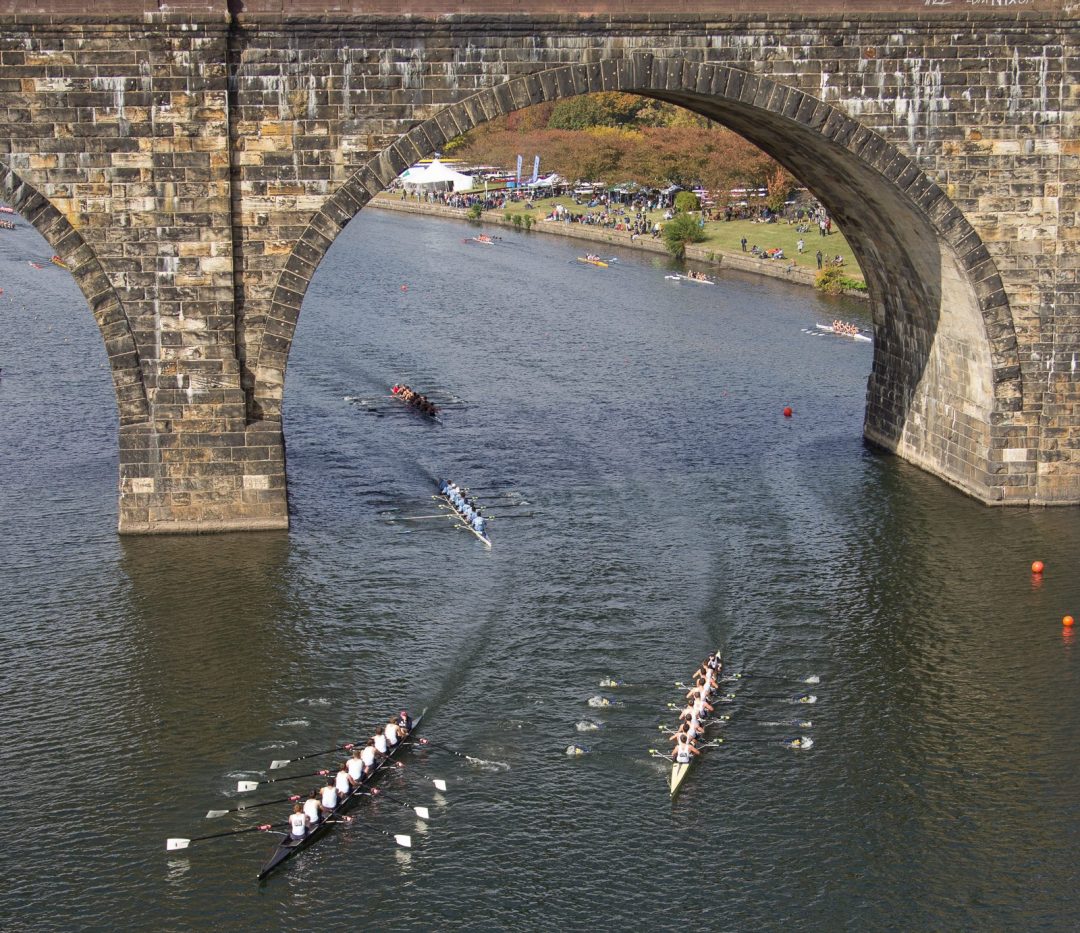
[367,192,867,298]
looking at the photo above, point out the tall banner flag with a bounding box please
[516,154,523,189]
[531,155,540,184]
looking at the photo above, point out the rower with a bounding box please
[397,709,413,732]
[360,737,378,770]
[319,774,339,814]
[335,761,355,797]
[346,749,365,784]
[373,728,389,757]
[672,733,701,764]
[302,788,322,828]
[384,717,401,748]
[288,803,310,840]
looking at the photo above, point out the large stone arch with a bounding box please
[253,56,1022,504]
[0,165,149,425]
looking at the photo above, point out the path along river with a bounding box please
[1,209,1078,931]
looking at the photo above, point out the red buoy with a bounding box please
[783,407,793,418]
[1032,560,1044,574]
[1064,615,1075,628]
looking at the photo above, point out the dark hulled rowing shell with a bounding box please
[256,709,426,880]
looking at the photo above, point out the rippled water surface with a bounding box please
[2,210,1078,931]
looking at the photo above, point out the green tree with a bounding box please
[662,213,706,260]
[674,191,701,213]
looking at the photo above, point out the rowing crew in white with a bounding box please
[287,711,412,839]
[671,651,722,763]
[438,480,488,537]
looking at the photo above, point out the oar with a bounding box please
[206,794,301,819]
[237,768,329,793]
[167,823,279,850]
[356,788,431,821]
[723,673,822,685]
[270,743,359,770]
[388,760,448,792]
[415,737,475,760]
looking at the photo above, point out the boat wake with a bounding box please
[273,718,311,727]
[298,697,332,706]
[258,740,299,750]
[576,720,604,732]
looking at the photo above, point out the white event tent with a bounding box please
[400,159,474,193]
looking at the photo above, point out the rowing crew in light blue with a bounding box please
[438,480,488,537]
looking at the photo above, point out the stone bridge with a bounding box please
[0,0,1076,532]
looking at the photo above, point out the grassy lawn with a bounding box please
[495,195,863,279]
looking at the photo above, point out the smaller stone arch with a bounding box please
[0,165,149,425]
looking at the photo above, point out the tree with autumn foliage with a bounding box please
[450,93,794,198]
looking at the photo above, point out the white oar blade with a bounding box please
[269,759,291,770]
[166,838,191,851]
[413,806,430,820]
[394,834,413,848]
[804,675,821,685]
[432,779,447,792]
[798,737,815,749]
[205,809,229,819]
[237,780,259,792]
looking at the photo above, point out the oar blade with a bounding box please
[269,759,291,770]
[432,779,447,792]
[237,780,259,792]
[166,838,191,851]
[205,809,230,819]
[394,834,413,848]
[413,806,430,820]
[804,675,821,685]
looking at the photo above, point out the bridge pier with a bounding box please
[117,373,288,535]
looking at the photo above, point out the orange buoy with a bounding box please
[783,407,793,418]
[1031,560,1044,574]
[1064,615,1075,628]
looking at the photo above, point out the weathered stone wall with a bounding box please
[0,3,1076,531]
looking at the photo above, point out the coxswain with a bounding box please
[347,749,365,784]
[472,515,486,536]
[397,709,413,732]
[319,773,338,814]
[288,803,310,839]
[302,788,322,828]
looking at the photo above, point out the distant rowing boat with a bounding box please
[390,385,440,418]
[577,257,608,268]
[434,489,491,547]
[816,323,871,343]
[255,710,425,880]
[666,273,715,286]
[465,235,495,245]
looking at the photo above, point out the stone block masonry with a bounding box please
[0,2,1076,531]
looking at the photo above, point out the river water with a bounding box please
[1,209,1078,931]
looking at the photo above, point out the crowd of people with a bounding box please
[438,479,488,539]
[286,711,414,841]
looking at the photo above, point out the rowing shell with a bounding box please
[256,709,425,880]
[667,274,715,286]
[815,323,871,343]
[434,494,492,548]
[670,658,722,797]
[577,257,608,267]
[391,389,440,418]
